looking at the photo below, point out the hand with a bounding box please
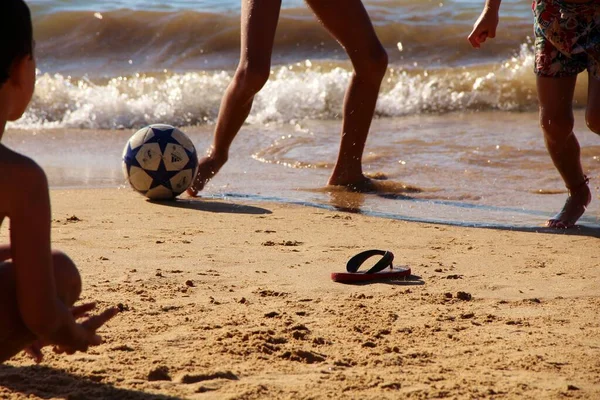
[26,303,119,361]
[468,8,499,48]
[24,302,98,363]
[24,341,45,363]
[54,304,119,355]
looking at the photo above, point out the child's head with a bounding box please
[0,0,35,121]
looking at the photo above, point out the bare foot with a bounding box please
[328,175,379,193]
[186,155,227,197]
[328,174,422,195]
[546,179,591,229]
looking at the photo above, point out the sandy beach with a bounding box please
[0,188,599,399]
[6,0,599,397]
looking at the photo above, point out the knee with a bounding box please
[586,113,600,135]
[539,111,574,144]
[233,61,271,96]
[52,251,81,306]
[354,45,388,84]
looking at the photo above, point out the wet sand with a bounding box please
[5,110,600,229]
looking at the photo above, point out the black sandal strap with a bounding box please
[568,176,590,193]
[346,250,394,274]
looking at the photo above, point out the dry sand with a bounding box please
[1,188,599,399]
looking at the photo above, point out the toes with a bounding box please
[186,187,199,197]
[546,219,570,229]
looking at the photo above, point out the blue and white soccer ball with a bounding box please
[122,124,198,200]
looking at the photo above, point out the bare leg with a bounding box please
[0,249,81,362]
[305,0,388,190]
[586,72,600,135]
[187,0,282,196]
[537,75,591,228]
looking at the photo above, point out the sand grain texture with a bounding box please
[1,188,599,399]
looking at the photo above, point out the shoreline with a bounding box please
[4,111,600,230]
[1,188,599,399]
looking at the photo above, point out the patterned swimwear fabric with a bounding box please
[533,0,600,78]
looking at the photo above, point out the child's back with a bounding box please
[0,145,46,221]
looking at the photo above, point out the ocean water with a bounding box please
[4,0,600,230]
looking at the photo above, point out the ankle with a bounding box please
[328,172,368,187]
[567,176,590,194]
[207,150,228,166]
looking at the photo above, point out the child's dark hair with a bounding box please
[0,0,33,85]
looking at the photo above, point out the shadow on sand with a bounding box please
[333,274,425,286]
[149,190,600,239]
[0,364,182,400]
[149,197,272,215]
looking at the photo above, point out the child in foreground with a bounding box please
[469,0,600,228]
[187,0,388,195]
[0,0,118,363]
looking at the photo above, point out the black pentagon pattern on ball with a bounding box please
[123,126,197,195]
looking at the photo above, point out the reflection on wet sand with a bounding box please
[323,179,424,212]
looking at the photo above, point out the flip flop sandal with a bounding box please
[331,249,411,283]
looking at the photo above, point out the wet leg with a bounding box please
[305,0,388,190]
[537,75,591,228]
[585,72,600,135]
[188,0,282,195]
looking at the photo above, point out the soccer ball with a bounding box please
[122,124,198,200]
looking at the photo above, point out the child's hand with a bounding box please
[24,341,45,363]
[53,305,119,355]
[468,8,499,48]
[25,303,96,362]
[24,303,117,362]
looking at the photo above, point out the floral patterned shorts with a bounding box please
[533,0,600,78]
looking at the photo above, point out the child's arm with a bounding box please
[9,158,112,351]
[468,0,502,48]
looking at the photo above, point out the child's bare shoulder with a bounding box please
[0,145,48,208]
[0,144,44,176]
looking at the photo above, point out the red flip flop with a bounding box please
[331,249,411,283]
